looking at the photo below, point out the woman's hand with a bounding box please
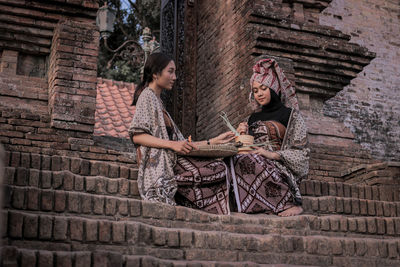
[252,147,280,160]
[237,122,248,135]
[211,131,236,144]
[170,140,198,155]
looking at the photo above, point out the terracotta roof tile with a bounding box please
[94,78,136,139]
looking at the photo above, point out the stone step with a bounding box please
[8,166,399,205]
[4,167,139,197]
[4,183,400,237]
[4,151,138,179]
[124,255,314,267]
[303,196,400,217]
[2,211,400,266]
[8,166,400,203]
[6,156,399,203]
[133,211,400,238]
[3,185,141,218]
[3,196,400,243]
[0,246,317,267]
[300,179,400,202]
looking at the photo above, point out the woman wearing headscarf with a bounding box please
[231,58,309,216]
[128,53,235,215]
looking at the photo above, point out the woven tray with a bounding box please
[186,144,238,158]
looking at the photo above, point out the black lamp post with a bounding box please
[96,3,159,68]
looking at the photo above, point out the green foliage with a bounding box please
[97,0,160,83]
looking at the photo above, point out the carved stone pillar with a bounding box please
[160,0,197,138]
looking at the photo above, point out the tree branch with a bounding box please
[126,0,139,12]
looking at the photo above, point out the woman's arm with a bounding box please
[132,133,196,154]
[192,138,220,146]
[253,147,281,160]
[132,133,173,149]
[192,131,236,146]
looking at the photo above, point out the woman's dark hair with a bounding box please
[132,52,173,105]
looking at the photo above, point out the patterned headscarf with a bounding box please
[249,58,299,110]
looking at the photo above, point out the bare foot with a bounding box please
[278,206,303,217]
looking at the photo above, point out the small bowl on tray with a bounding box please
[235,135,255,154]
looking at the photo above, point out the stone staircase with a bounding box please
[1,152,400,266]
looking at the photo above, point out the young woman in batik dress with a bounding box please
[231,58,309,217]
[128,53,235,215]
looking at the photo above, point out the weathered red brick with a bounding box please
[41,190,54,211]
[56,252,72,267]
[38,250,54,266]
[51,155,62,171]
[105,198,117,216]
[93,196,104,215]
[119,179,129,196]
[112,222,126,243]
[9,212,24,238]
[351,199,360,215]
[31,154,41,169]
[119,166,130,179]
[70,218,84,241]
[41,170,52,189]
[20,152,30,168]
[387,241,398,259]
[343,198,352,214]
[359,199,368,215]
[27,188,40,210]
[376,218,386,235]
[117,199,128,216]
[367,200,376,216]
[10,151,20,167]
[53,217,68,240]
[68,192,81,213]
[80,159,90,175]
[75,252,92,267]
[41,154,51,170]
[129,181,139,197]
[385,218,395,235]
[107,179,118,194]
[23,214,38,238]
[372,186,380,200]
[54,191,66,212]
[98,221,111,242]
[70,158,81,174]
[95,177,107,194]
[74,175,84,191]
[4,167,15,185]
[375,201,384,216]
[63,171,74,191]
[12,187,25,209]
[20,249,37,266]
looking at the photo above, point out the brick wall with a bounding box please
[48,20,99,133]
[0,0,99,130]
[320,0,400,161]
[194,0,383,176]
[196,0,254,139]
[0,107,134,164]
[0,0,134,164]
[0,50,48,114]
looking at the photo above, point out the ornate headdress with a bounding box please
[249,58,299,110]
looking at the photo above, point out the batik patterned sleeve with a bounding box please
[128,89,156,145]
[277,111,310,179]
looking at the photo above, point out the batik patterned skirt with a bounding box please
[230,153,293,214]
[174,156,230,215]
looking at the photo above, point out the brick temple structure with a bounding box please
[161,0,400,181]
[1,0,400,266]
